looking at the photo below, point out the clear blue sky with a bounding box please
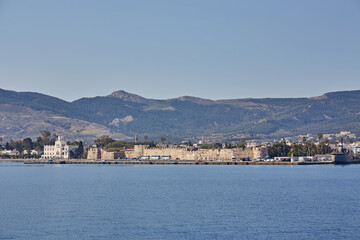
[0,0,359,101]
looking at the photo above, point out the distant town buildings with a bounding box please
[0,150,20,156]
[23,150,42,155]
[0,130,358,161]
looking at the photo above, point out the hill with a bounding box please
[0,88,359,141]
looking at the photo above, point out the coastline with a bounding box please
[23,159,340,165]
[0,159,26,162]
[4,159,359,165]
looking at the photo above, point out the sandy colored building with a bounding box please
[88,145,268,161]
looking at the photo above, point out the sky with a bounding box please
[0,0,359,101]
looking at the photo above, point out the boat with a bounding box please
[331,152,351,164]
[331,140,352,164]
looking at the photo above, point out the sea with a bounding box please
[0,162,359,240]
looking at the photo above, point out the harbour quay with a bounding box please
[24,159,337,165]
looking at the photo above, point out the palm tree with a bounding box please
[144,135,148,142]
[317,133,323,143]
[302,137,307,144]
[160,137,167,144]
[324,138,329,154]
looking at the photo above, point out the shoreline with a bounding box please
[23,159,341,165]
[0,159,26,162]
[3,159,359,165]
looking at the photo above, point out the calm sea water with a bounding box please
[0,162,359,240]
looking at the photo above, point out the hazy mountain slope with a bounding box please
[0,88,72,115]
[0,104,126,141]
[0,88,359,141]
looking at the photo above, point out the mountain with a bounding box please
[0,88,359,142]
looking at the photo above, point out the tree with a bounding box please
[40,130,51,145]
[35,137,44,151]
[213,143,222,149]
[94,135,114,148]
[160,137,167,144]
[75,141,84,158]
[5,142,11,150]
[324,138,330,154]
[23,138,33,151]
[302,137,307,143]
[237,143,246,149]
[144,135,148,142]
[13,140,24,152]
[317,133,323,142]
[268,142,291,158]
[200,143,212,149]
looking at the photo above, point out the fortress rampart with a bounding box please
[87,147,125,160]
[88,145,268,161]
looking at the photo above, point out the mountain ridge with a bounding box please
[2,87,359,104]
[0,88,359,141]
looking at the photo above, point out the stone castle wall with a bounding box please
[87,147,101,160]
[101,149,125,160]
[87,147,125,160]
[127,145,268,160]
[88,145,268,161]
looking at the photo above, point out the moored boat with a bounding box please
[331,152,351,164]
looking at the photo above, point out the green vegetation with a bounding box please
[268,141,332,158]
[160,137,167,144]
[237,143,246,150]
[94,135,156,150]
[0,130,84,159]
[94,135,115,148]
[199,144,212,149]
[0,130,60,153]
[199,142,246,150]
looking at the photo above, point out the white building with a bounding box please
[0,150,19,156]
[350,142,360,154]
[23,150,42,155]
[42,136,75,159]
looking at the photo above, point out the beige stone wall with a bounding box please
[89,145,269,161]
[126,145,264,161]
[87,147,125,160]
[252,147,269,159]
[125,149,141,159]
[87,147,101,160]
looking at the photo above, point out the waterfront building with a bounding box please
[42,136,75,159]
[23,150,42,155]
[0,150,19,156]
[314,155,332,161]
[350,143,360,154]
